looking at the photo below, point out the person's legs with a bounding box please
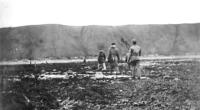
[98,63,103,70]
[130,61,137,79]
[136,60,141,79]
[125,63,130,74]
[133,66,137,78]
[115,63,119,73]
[130,65,134,78]
[110,61,118,78]
[109,63,114,73]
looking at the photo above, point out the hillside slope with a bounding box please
[0,23,200,60]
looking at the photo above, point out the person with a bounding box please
[127,39,141,79]
[97,49,106,70]
[108,43,120,73]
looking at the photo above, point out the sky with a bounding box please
[0,0,200,27]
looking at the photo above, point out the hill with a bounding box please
[0,23,200,61]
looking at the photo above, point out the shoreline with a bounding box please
[0,55,200,66]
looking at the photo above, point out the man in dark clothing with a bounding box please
[98,50,106,70]
[127,39,141,79]
[108,43,120,73]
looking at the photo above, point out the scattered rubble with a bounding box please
[1,60,200,109]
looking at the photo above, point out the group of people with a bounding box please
[97,39,141,79]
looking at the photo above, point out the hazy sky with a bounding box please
[0,0,200,27]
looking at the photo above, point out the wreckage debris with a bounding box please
[1,60,200,109]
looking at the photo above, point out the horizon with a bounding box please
[1,22,200,29]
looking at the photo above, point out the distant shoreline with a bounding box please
[1,55,200,66]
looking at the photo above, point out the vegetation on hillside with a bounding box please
[1,23,200,60]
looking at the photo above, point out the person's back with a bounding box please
[128,39,141,79]
[98,50,106,70]
[98,51,106,64]
[108,43,120,73]
[108,46,120,63]
[129,45,141,61]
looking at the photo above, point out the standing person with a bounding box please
[108,43,120,73]
[128,39,141,79]
[98,49,106,70]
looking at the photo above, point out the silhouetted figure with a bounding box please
[108,43,120,73]
[127,39,141,79]
[97,49,106,70]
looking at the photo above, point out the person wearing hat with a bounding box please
[128,39,141,79]
[97,49,106,70]
[108,43,120,73]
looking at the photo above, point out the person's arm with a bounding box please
[97,53,100,63]
[107,49,111,62]
[139,49,141,56]
[116,49,120,61]
[125,54,128,62]
[128,47,132,53]
[128,47,132,62]
[103,53,106,62]
[103,53,106,59]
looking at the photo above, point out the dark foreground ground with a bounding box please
[0,60,200,110]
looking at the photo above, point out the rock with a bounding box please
[140,76,150,80]
[174,78,180,81]
[41,69,46,73]
[53,69,57,72]
[67,70,73,74]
